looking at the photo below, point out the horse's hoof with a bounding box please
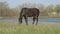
[32,23,34,24]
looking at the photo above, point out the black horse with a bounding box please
[19,8,40,25]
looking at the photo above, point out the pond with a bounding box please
[0,18,60,23]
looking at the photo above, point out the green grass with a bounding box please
[0,21,60,34]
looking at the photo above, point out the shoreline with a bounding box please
[1,16,60,18]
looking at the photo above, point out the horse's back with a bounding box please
[20,8,40,17]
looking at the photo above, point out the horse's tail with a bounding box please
[37,9,40,17]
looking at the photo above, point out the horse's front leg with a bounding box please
[24,16,28,25]
[32,16,35,24]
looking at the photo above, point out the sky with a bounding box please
[0,0,60,8]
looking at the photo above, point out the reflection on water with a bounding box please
[0,18,60,22]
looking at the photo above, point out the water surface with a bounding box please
[0,18,60,23]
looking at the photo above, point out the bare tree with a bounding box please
[54,5,60,14]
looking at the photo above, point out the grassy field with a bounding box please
[0,21,60,34]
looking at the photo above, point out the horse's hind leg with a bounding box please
[24,16,28,25]
[36,17,38,25]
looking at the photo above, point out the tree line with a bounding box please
[0,2,60,18]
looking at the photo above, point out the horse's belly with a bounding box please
[27,14,33,17]
[27,16,32,17]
